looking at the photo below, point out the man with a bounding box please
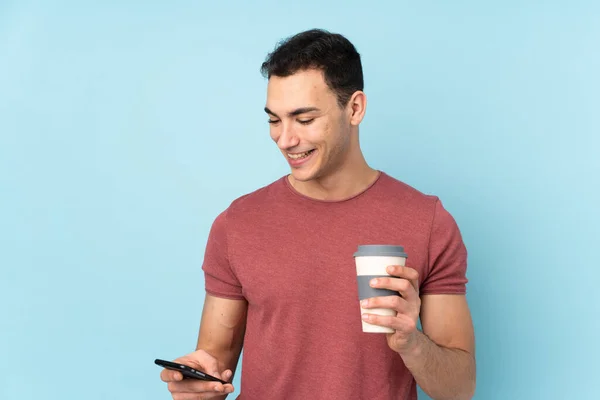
[160,28,476,400]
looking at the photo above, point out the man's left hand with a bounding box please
[360,264,421,355]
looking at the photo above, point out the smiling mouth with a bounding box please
[287,149,316,160]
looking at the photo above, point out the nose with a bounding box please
[275,123,300,150]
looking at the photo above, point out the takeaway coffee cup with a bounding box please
[354,245,408,333]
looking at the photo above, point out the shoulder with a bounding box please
[216,176,287,220]
[377,171,440,215]
[232,176,285,208]
[378,172,463,235]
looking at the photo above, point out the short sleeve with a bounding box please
[420,199,469,295]
[201,209,245,300]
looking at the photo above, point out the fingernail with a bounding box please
[370,278,378,286]
[362,314,369,321]
[387,265,394,273]
[215,385,223,392]
[361,299,368,307]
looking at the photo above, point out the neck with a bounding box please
[288,149,379,201]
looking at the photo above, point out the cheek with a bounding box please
[323,122,346,151]
[306,121,331,145]
[269,126,280,142]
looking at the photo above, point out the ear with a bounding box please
[347,91,367,126]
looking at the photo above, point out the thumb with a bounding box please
[222,369,233,381]
[200,356,222,379]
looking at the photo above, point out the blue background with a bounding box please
[1,1,598,399]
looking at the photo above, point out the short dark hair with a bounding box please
[260,29,364,108]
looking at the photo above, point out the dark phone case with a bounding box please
[154,359,228,385]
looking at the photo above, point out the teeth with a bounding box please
[288,150,313,159]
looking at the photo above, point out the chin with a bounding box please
[289,169,315,182]
[291,163,328,182]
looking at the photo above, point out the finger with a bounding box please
[370,276,418,301]
[361,294,408,313]
[174,356,222,380]
[173,393,205,400]
[222,369,233,381]
[161,369,183,382]
[173,390,232,400]
[362,312,417,332]
[168,379,234,394]
[173,384,234,400]
[386,265,419,290]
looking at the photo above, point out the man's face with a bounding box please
[265,69,352,182]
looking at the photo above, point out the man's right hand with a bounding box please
[160,350,235,399]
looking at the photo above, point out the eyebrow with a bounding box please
[264,106,321,118]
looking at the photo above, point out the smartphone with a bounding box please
[154,359,228,385]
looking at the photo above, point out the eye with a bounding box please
[298,119,314,125]
[268,119,280,125]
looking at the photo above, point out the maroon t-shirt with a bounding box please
[202,171,468,400]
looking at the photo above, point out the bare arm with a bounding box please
[161,294,248,399]
[197,294,248,381]
[358,265,476,399]
[196,294,248,373]
[401,294,476,400]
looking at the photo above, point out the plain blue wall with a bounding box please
[1,1,598,399]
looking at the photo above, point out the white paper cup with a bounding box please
[354,245,408,333]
